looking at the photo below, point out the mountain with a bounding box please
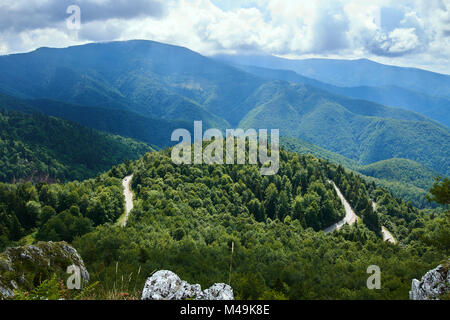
[0,40,448,179]
[0,92,194,149]
[214,54,450,99]
[0,40,266,127]
[0,109,152,182]
[239,81,450,176]
[358,159,436,191]
[280,137,435,208]
[234,64,450,127]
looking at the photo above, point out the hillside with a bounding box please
[0,92,195,149]
[280,137,435,208]
[235,64,450,127]
[0,110,152,182]
[358,159,436,191]
[239,81,450,176]
[1,147,446,300]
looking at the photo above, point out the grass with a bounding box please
[18,230,37,246]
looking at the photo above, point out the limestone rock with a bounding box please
[141,270,234,300]
[410,264,449,300]
[202,283,234,300]
[0,241,89,299]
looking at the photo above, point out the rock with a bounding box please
[202,283,234,300]
[0,286,13,299]
[0,241,89,299]
[141,270,234,300]
[410,264,449,300]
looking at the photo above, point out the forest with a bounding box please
[0,110,151,183]
[1,147,447,299]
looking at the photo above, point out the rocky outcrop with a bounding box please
[141,270,234,300]
[410,264,449,300]
[0,241,89,299]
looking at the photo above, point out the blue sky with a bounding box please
[0,0,449,74]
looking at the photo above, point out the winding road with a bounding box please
[323,180,358,234]
[323,184,397,244]
[121,174,134,227]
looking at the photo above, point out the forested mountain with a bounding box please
[234,64,450,127]
[0,110,151,182]
[0,40,448,182]
[280,137,437,208]
[239,81,450,176]
[1,147,447,299]
[0,40,263,127]
[0,92,192,149]
[358,159,436,191]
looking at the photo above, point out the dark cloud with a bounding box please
[0,0,166,33]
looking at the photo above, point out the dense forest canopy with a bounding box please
[2,145,447,299]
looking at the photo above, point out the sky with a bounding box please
[0,0,449,74]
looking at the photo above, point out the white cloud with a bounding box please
[0,0,448,74]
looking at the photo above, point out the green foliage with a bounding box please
[69,148,446,300]
[240,81,450,177]
[13,274,62,300]
[358,159,436,191]
[0,171,126,250]
[427,177,450,206]
[282,136,439,208]
[13,274,99,300]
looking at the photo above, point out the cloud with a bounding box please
[0,0,448,73]
[369,27,421,56]
[0,0,166,33]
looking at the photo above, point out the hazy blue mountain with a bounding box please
[234,64,450,127]
[214,54,450,98]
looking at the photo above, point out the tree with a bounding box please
[264,183,278,220]
[427,177,450,208]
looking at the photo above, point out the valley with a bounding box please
[0,39,448,301]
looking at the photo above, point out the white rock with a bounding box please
[141,270,234,300]
[0,286,13,299]
[410,264,449,300]
[201,283,234,300]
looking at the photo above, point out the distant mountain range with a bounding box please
[231,64,450,127]
[214,54,450,98]
[0,40,448,198]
